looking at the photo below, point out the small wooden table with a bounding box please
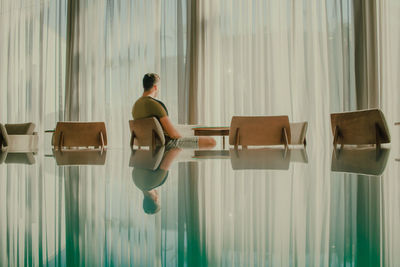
[192,127,230,149]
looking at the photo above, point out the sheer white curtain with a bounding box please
[65,0,187,147]
[189,0,355,149]
[0,2,67,265]
[194,150,332,266]
[378,1,400,266]
[0,0,67,146]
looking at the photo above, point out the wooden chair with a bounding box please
[0,123,38,152]
[229,116,291,149]
[129,118,165,149]
[331,147,390,176]
[330,109,390,149]
[51,122,107,151]
[290,122,308,146]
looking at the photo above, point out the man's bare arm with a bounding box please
[160,116,182,139]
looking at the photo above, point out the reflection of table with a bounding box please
[193,150,230,159]
[192,127,230,148]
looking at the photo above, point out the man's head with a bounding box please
[142,190,161,214]
[143,73,160,94]
[132,166,168,215]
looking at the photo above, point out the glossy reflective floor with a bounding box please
[1,141,400,266]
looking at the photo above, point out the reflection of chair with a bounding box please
[229,116,291,149]
[52,149,107,166]
[52,122,107,151]
[290,148,309,163]
[0,123,38,152]
[229,148,291,170]
[331,148,390,176]
[129,146,165,170]
[290,122,308,146]
[0,151,36,165]
[129,118,165,149]
[330,109,390,149]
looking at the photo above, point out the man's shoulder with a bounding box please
[133,96,168,118]
[136,96,159,105]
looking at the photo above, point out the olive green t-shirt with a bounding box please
[132,96,168,120]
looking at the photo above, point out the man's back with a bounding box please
[132,96,168,120]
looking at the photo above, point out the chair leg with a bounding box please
[333,125,339,148]
[375,123,382,150]
[58,132,64,152]
[100,132,105,154]
[282,128,289,150]
[234,128,240,150]
[130,132,135,149]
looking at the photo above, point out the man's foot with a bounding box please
[199,137,217,149]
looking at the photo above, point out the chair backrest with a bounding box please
[229,116,291,146]
[129,118,165,147]
[5,123,35,135]
[52,122,107,148]
[330,109,390,145]
[290,122,308,145]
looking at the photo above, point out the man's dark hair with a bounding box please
[143,73,160,91]
[143,195,161,214]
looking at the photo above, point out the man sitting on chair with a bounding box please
[132,73,216,149]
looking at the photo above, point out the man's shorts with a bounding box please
[165,136,199,149]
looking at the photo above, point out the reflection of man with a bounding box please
[132,148,181,214]
[132,73,216,149]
